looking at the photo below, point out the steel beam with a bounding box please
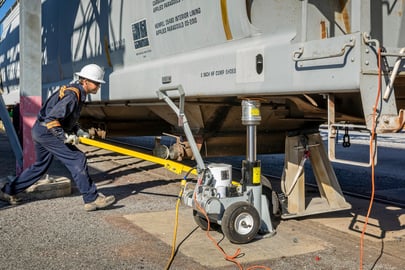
[19,0,42,169]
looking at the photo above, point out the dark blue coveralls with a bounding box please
[1,83,98,203]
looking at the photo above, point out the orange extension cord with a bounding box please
[165,172,272,269]
[359,48,381,270]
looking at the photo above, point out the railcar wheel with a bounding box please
[221,202,260,244]
[261,175,281,217]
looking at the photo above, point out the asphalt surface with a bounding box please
[0,130,404,269]
[0,131,198,269]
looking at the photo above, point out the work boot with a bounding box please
[84,193,115,211]
[0,190,21,205]
[0,176,21,205]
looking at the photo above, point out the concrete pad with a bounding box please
[310,196,405,242]
[124,208,327,268]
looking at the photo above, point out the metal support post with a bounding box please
[241,99,274,234]
[282,132,351,218]
[19,0,42,169]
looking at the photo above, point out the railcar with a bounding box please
[1,0,404,157]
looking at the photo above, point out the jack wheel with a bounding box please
[193,210,214,231]
[221,202,260,244]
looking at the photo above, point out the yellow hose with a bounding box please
[165,179,187,270]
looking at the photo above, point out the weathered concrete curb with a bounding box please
[24,176,71,200]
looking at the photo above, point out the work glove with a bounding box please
[64,133,79,145]
[49,127,66,142]
[76,128,90,138]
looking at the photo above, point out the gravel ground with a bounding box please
[1,131,404,269]
[0,131,205,270]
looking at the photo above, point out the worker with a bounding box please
[0,64,115,211]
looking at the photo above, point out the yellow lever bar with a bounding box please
[79,137,197,176]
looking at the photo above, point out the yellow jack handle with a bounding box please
[79,137,197,176]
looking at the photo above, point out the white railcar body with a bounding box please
[1,0,404,156]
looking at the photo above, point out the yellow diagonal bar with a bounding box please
[79,137,197,176]
[220,0,233,40]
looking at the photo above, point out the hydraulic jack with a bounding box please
[157,85,275,244]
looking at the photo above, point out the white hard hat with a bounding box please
[75,64,106,84]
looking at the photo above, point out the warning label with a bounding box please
[153,0,181,13]
[152,0,201,36]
